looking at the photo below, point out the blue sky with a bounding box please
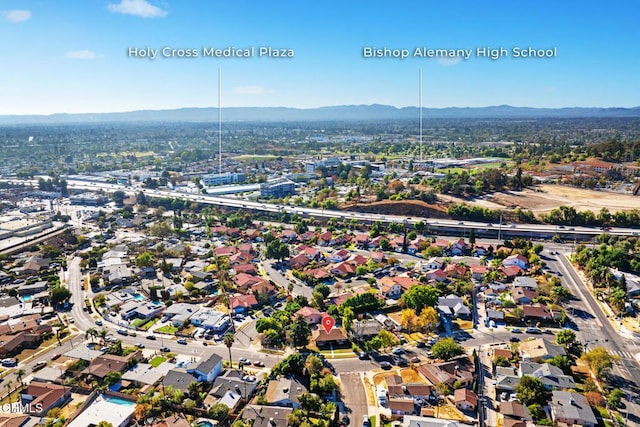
[1,0,639,114]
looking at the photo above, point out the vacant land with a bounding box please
[450,185,640,214]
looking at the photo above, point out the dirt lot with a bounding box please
[458,185,640,214]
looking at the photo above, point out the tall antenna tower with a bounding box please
[218,67,222,176]
[419,67,423,162]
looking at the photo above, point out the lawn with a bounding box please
[131,318,148,328]
[369,415,377,427]
[156,325,178,334]
[139,318,158,331]
[149,356,167,368]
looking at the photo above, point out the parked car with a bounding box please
[160,347,170,352]
[511,328,522,333]
[526,327,541,334]
[416,341,427,348]
[510,337,520,342]
[239,358,251,365]
[380,361,392,370]
[95,320,103,326]
[177,338,188,345]
[116,329,128,336]
[146,335,156,340]
[135,343,145,348]
[33,361,47,371]
[253,361,265,367]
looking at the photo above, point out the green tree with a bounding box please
[289,315,311,348]
[50,286,72,307]
[223,333,235,366]
[555,329,576,348]
[96,422,114,427]
[342,306,354,332]
[208,403,229,421]
[104,371,122,386]
[431,338,464,361]
[135,251,155,267]
[581,346,619,380]
[515,376,547,406]
[304,354,324,376]
[401,285,439,312]
[607,388,623,409]
[112,191,126,207]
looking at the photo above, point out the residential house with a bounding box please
[330,261,356,277]
[513,276,538,290]
[522,304,553,321]
[280,229,297,243]
[503,254,529,270]
[386,375,432,398]
[264,376,308,408]
[229,294,259,314]
[328,249,350,263]
[20,382,71,416]
[501,265,525,280]
[317,231,334,246]
[294,307,323,325]
[379,277,402,300]
[417,356,475,388]
[519,362,576,390]
[388,398,417,417]
[520,338,566,362]
[350,319,382,341]
[215,246,237,257]
[470,265,487,280]
[312,327,349,347]
[454,388,478,412]
[501,401,532,426]
[240,405,293,427]
[417,257,443,272]
[355,234,370,248]
[425,269,447,283]
[81,351,142,380]
[512,288,538,304]
[233,263,258,275]
[370,251,385,263]
[494,366,520,392]
[437,295,471,319]
[187,353,223,382]
[288,253,311,270]
[549,391,597,427]
[451,239,469,256]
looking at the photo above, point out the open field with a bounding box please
[446,184,640,214]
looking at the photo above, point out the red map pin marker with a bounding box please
[321,316,335,334]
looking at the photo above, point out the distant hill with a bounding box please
[1,104,639,124]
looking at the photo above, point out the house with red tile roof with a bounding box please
[470,265,487,280]
[22,382,72,416]
[503,254,529,270]
[354,234,369,247]
[454,388,478,412]
[328,249,350,263]
[318,231,334,246]
[215,246,238,257]
[229,294,258,314]
[233,264,258,276]
[425,269,448,282]
[294,306,323,325]
[280,229,297,242]
[330,261,356,277]
[288,253,311,270]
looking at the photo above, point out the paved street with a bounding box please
[340,373,369,427]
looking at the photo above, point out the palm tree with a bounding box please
[85,327,97,343]
[15,369,25,389]
[96,328,109,345]
[5,380,12,404]
[223,333,235,367]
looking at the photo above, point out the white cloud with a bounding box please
[65,50,101,60]
[436,56,462,66]
[107,0,167,18]
[233,85,271,95]
[2,10,32,23]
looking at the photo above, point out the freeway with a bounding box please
[55,178,640,239]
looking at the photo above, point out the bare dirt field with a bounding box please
[456,185,640,214]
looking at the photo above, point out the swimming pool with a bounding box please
[21,295,32,302]
[103,396,136,406]
[133,294,144,301]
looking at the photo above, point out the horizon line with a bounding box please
[2,103,640,118]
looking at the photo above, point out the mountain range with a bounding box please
[1,104,639,124]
